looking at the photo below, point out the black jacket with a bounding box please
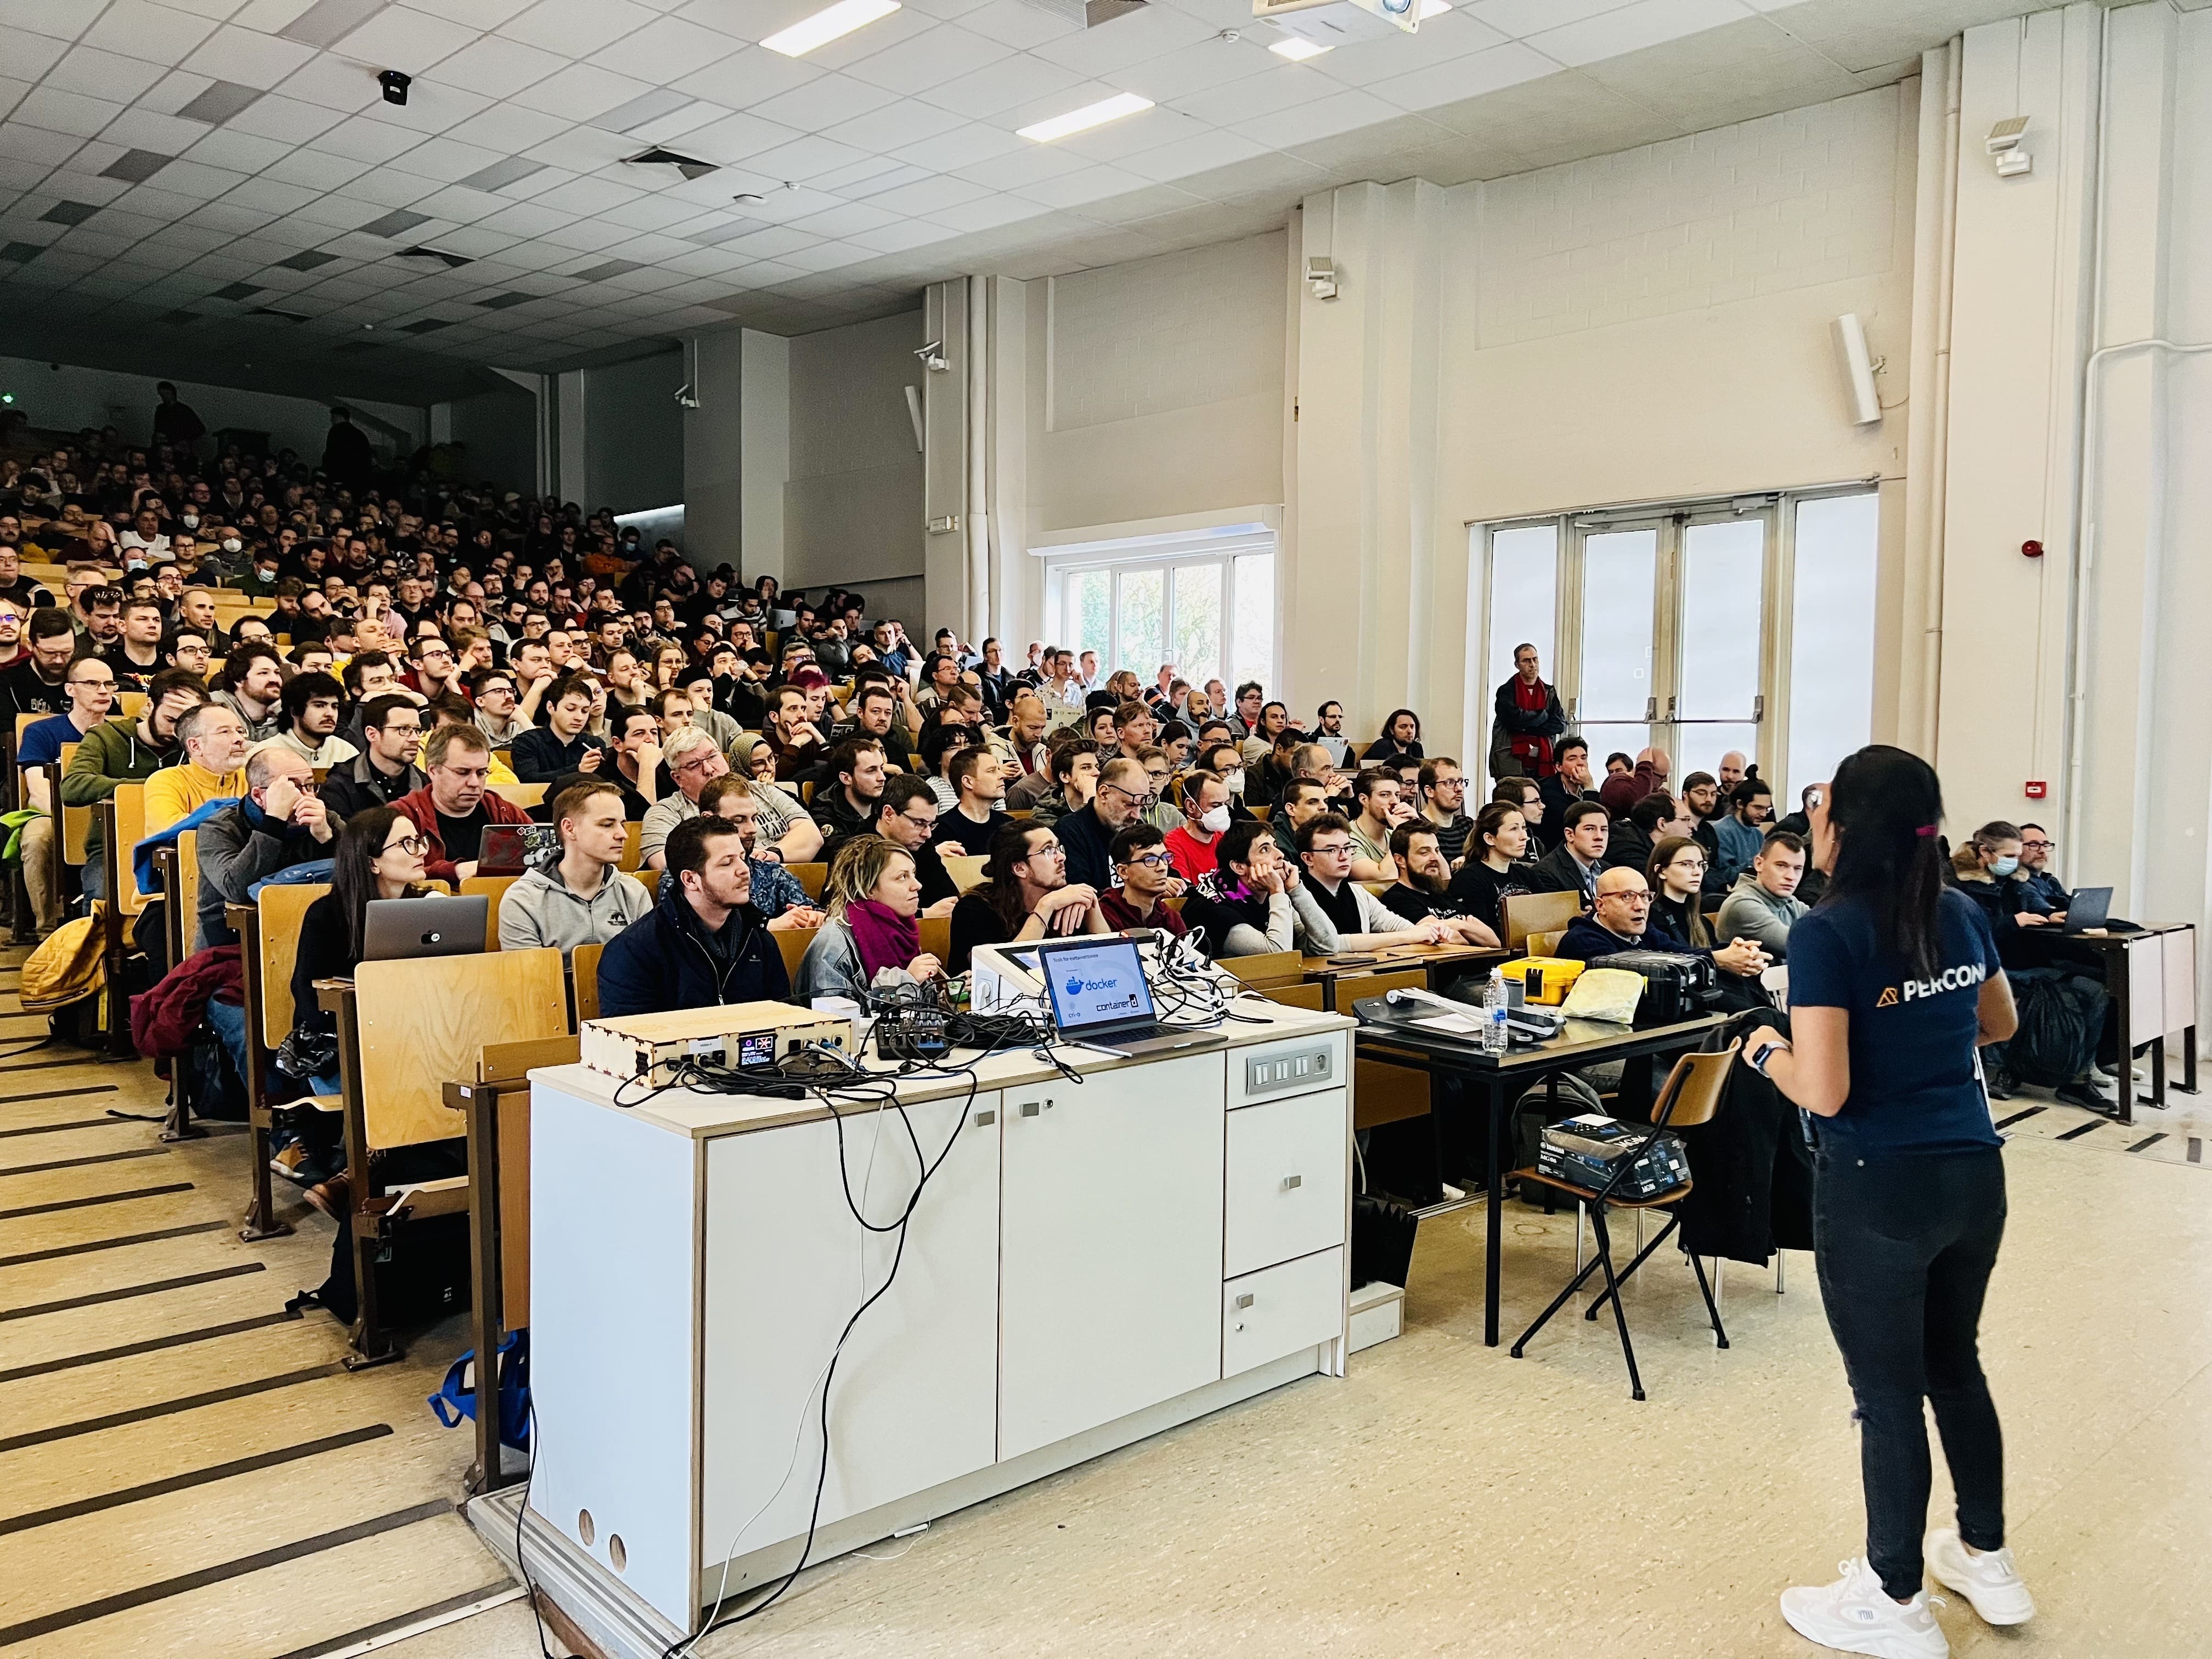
[321,752,426,823]
[1534,774,1595,851]
[1490,677,1566,777]
[1525,841,1600,904]
[596,876,789,1019]
[511,726,607,784]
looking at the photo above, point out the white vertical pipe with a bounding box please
[966,274,990,644]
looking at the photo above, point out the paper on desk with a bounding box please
[1413,1012,1485,1036]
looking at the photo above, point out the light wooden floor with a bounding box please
[4,955,2207,1658]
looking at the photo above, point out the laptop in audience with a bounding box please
[477,823,560,876]
[1037,935,1223,1060]
[2059,886,2142,935]
[363,894,489,961]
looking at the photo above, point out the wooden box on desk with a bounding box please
[578,1001,855,1087]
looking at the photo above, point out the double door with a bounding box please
[1561,511,1774,785]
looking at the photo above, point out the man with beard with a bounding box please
[1379,822,1500,947]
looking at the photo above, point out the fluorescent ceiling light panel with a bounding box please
[1269,37,1330,59]
[762,0,901,58]
[1017,92,1154,143]
[1417,0,1450,14]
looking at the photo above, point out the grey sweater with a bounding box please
[1714,870,1807,960]
[496,863,654,958]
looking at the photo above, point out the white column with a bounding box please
[555,370,588,506]
[740,330,789,586]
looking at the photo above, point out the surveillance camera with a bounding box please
[379,69,411,106]
[915,341,950,373]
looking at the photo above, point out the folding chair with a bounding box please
[1509,1041,1740,1401]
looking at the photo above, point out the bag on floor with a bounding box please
[1350,1194,1418,1289]
[1995,967,2102,1086]
[308,1207,473,1329]
[21,907,105,1046]
[430,1328,530,1451]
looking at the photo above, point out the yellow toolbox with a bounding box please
[1499,956,1587,1006]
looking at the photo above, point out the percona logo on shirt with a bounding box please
[1878,962,1989,1007]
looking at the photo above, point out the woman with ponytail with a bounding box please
[1744,746,2033,1657]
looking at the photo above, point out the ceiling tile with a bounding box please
[528,174,644,216]
[332,5,480,74]
[1233,86,1403,149]
[225,174,324,212]
[262,146,374,188]
[184,126,295,172]
[816,97,970,154]
[0,124,87,167]
[143,157,251,199]
[1306,10,1514,88]
[5,0,100,42]
[1526,0,1752,69]
[1116,37,1273,105]
[1171,61,1328,128]
[845,218,957,255]
[180,24,318,89]
[592,13,742,82]
[273,53,392,113]
[1029,2,1217,74]
[842,23,1014,95]
[680,109,809,165]
[672,44,823,108]
[913,52,1086,117]
[748,74,899,135]
[497,0,658,58]
[14,87,127,140]
[425,35,567,100]
[387,134,511,185]
[1465,0,1630,37]
[1372,40,1559,113]
[1115,126,1268,183]
[224,92,348,143]
[511,61,654,122]
[46,45,171,103]
[740,134,874,184]
[85,0,223,61]
[444,101,572,152]
[309,115,429,163]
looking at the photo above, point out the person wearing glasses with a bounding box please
[1296,814,1453,951]
[15,657,119,931]
[1558,865,1769,980]
[947,822,1109,975]
[1100,822,1188,939]
[1053,754,1152,893]
[844,774,960,914]
[193,745,334,951]
[644,725,823,873]
[278,808,436,1207]
[2014,823,2069,916]
[467,666,528,746]
[393,723,533,885]
[321,693,426,822]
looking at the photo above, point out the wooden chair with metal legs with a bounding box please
[1509,1040,1741,1401]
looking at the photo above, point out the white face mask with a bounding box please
[180,513,199,529]
[221,537,242,554]
[1199,804,1231,834]
[1223,769,1245,795]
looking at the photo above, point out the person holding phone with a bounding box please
[1745,748,2034,1657]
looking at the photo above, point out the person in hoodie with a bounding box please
[1596,744,1670,818]
[1715,829,1811,961]
[596,814,790,1018]
[496,781,653,958]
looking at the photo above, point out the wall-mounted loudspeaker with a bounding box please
[1831,313,1882,426]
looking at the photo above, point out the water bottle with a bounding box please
[1481,969,1509,1055]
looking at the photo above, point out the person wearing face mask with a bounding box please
[1947,822,2059,939]
[1164,770,1233,882]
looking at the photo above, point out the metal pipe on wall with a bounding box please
[966,274,990,643]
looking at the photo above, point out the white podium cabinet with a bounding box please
[510,1006,1355,1656]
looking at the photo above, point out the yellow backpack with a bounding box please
[21,908,105,1013]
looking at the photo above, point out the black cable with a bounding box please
[516,1398,558,1659]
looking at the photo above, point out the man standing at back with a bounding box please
[1491,644,1567,780]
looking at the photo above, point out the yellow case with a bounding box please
[1499,956,1586,1006]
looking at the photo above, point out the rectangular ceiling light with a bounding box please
[762,0,900,58]
[1417,0,1451,14]
[1269,36,1330,59]
[1017,91,1153,143]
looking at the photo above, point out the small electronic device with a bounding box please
[477,823,560,876]
[874,1003,952,1064]
[1537,1114,1690,1200]
[1037,935,1223,1060]
[362,894,488,961]
[580,1002,855,1088]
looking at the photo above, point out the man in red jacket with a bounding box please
[394,723,531,883]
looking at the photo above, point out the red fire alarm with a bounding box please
[2024,780,2047,799]
[2022,539,2045,558]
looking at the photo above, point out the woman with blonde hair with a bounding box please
[792,833,944,1002]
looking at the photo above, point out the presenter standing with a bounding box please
[1740,746,2035,1658]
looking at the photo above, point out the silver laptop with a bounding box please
[362,894,488,962]
[1038,935,1223,1060]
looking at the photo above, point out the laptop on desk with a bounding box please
[1038,935,1225,1060]
[363,894,488,962]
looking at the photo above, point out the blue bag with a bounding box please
[428,1327,529,1450]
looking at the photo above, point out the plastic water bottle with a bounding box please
[1481,969,1509,1056]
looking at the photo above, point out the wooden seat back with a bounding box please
[918,914,950,966]
[1219,949,1302,990]
[1652,1041,1740,1130]
[635,868,661,898]
[1528,929,1565,958]
[789,860,827,900]
[1259,982,1327,1011]
[259,883,331,1049]
[942,853,988,894]
[489,782,546,809]
[173,830,201,950]
[571,942,603,1024]
[775,924,817,985]
[118,691,146,718]
[1504,889,1581,951]
[353,948,567,1150]
[58,743,89,866]
[108,783,151,914]
[460,874,521,949]
[620,821,641,871]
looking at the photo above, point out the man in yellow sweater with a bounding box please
[145,702,250,833]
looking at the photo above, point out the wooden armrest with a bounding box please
[300,1093,343,1114]
[312,977,356,1013]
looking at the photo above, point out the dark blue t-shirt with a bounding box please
[1787,887,2004,1156]
[16,713,81,771]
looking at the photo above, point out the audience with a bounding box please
[1491,644,1567,779]
[1716,830,1810,960]
[696,777,822,927]
[1101,822,1189,938]
[1443,802,1537,941]
[1164,770,1231,882]
[597,815,790,1017]
[947,822,1108,975]
[145,699,249,834]
[792,836,946,1002]
[1558,865,1768,980]
[393,724,531,885]
[1297,814,1450,950]
[1380,822,1500,947]
[931,747,1013,857]
[1054,754,1149,893]
[1712,777,1775,885]
[1528,798,1610,906]
[193,743,335,951]
[497,782,654,956]
[321,694,426,821]
[1183,819,1338,958]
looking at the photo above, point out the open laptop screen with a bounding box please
[1041,936,1156,1038]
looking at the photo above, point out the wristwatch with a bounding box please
[1752,1039,1790,1077]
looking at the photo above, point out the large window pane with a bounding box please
[1578,529,1657,723]
[1788,493,1880,799]
[1066,569,1110,665]
[1171,563,1222,692]
[1678,519,1764,718]
[1581,725,1652,774]
[1486,524,1558,695]
[1680,722,1760,792]
[1117,567,1163,678]
[1230,552,1273,692]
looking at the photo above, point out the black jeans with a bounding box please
[1813,1146,2008,1600]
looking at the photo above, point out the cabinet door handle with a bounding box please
[973,1109,995,1127]
[1280,1173,1302,1190]
[1019,1102,1039,1118]
[1234,1293,1255,1310]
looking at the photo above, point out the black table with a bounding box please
[1354,1012,1732,1346]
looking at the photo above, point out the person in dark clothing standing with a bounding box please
[1748,747,2036,1656]
[153,381,207,452]
[1489,642,1567,780]
[321,405,376,489]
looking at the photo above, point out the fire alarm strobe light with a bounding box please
[2024,781,2047,800]
[2021,539,2045,558]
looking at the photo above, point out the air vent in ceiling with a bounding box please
[275,249,338,271]
[1015,0,1146,24]
[0,243,44,264]
[476,291,534,309]
[40,201,98,227]
[568,258,645,283]
[400,318,455,334]
[624,148,718,181]
[100,149,173,184]
[358,208,432,239]
[159,309,202,325]
[251,307,312,323]
[212,281,264,301]
[396,245,473,268]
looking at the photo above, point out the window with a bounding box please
[1473,488,1878,800]
[1042,529,1276,695]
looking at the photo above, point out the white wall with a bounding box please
[0,356,425,461]
[784,309,924,592]
[583,350,685,517]
[439,382,538,495]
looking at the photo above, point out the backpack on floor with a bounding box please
[429,1328,530,1452]
[21,909,105,1047]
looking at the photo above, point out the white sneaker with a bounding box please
[1780,1557,1949,1658]
[1925,1528,2034,1626]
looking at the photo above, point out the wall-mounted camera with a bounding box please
[379,70,411,107]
